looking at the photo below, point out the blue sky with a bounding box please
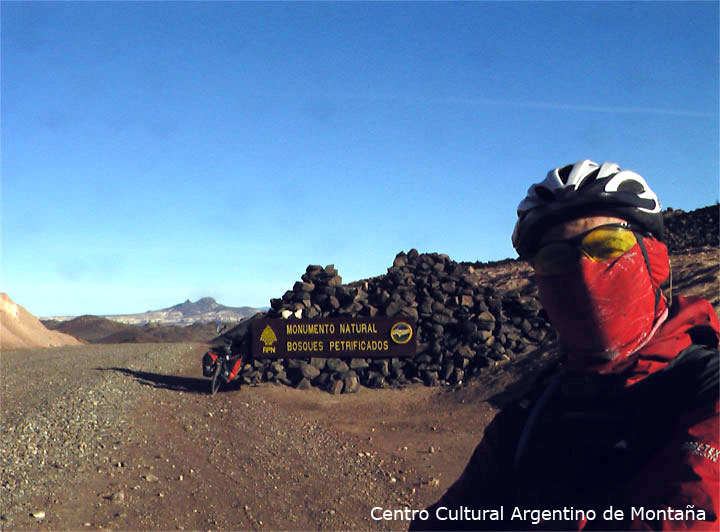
[2,1,718,317]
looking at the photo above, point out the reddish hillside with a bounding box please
[45,315,132,342]
[1,293,83,350]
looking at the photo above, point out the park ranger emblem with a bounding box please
[390,322,413,344]
[260,325,278,353]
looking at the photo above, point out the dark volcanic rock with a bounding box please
[663,205,718,252]
[256,248,553,393]
[344,375,360,393]
[329,379,344,395]
[299,362,321,381]
[326,359,350,373]
[295,378,312,390]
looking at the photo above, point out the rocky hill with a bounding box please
[41,315,133,343]
[103,297,259,325]
[663,204,718,252]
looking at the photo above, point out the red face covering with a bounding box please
[535,236,669,373]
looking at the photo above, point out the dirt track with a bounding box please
[1,342,555,530]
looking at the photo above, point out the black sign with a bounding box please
[250,317,416,359]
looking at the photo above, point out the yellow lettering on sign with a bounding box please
[286,323,336,335]
[329,339,390,351]
[286,340,325,352]
[338,322,379,335]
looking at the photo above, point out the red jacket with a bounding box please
[411,296,719,531]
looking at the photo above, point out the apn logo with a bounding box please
[390,322,413,344]
[260,325,278,353]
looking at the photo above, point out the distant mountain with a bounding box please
[44,297,261,326]
[105,297,260,326]
[42,314,230,344]
[164,297,237,317]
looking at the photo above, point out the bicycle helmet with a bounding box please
[512,160,664,258]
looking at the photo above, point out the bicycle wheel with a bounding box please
[210,363,222,395]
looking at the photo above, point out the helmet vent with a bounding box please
[557,165,573,184]
[617,180,645,194]
[576,168,601,190]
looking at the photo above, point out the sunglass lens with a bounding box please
[581,227,637,261]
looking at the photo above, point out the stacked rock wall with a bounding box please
[230,251,555,393]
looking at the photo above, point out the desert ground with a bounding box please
[0,339,558,531]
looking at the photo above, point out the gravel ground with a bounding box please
[0,343,197,527]
[0,342,445,530]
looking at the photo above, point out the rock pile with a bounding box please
[663,204,718,252]
[227,251,555,393]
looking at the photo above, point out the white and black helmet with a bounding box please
[512,160,664,258]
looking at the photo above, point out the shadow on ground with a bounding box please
[97,367,220,394]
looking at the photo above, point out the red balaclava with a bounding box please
[535,235,670,373]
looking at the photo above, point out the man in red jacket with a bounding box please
[411,160,719,531]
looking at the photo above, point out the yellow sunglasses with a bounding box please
[531,223,639,275]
